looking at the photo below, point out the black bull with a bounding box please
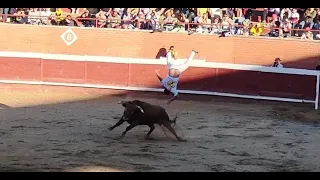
[108,100,186,141]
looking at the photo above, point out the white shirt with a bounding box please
[161,75,179,96]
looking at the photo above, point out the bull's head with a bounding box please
[118,101,144,121]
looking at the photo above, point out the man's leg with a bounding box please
[176,50,198,73]
[155,69,163,82]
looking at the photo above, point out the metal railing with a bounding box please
[1,14,319,39]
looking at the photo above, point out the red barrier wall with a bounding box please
[0,24,318,101]
[0,56,316,100]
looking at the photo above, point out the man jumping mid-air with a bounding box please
[155,45,198,104]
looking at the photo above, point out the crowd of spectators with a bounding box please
[1,8,320,40]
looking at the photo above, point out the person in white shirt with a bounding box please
[155,46,199,104]
[271,57,283,68]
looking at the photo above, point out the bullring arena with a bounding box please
[0,23,320,172]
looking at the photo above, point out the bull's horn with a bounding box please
[117,101,127,104]
[136,105,144,113]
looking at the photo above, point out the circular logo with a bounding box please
[64,32,74,42]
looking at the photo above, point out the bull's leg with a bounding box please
[119,123,138,139]
[108,117,125,131]
[145,124,155,140]
[164,123,186,142]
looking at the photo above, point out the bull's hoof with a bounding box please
[144,136,155,140]
[108,127,113,131]
[177,138,187,142]
[116,134,125,140]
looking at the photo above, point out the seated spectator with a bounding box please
[298,8,316,29]
[28,8,41,25]
[78,10,95,27]
[290,8,300,29]
[55,8,64,25]
[13,8,28,24]
[242,20,251,36]
[61,15,78,26]
[196,13,211,33]
[250,23,262,36]
[146,10,159,31]
[301,27,313,40]
[107,10,121,28]
[39,8,53,25]
[313,8,320,30]
[281,18,292,38]
[221,13,233,31]
[95,9,107,28]
[171,13,188,32]
[268,19,281,37]
[210,17,222,34]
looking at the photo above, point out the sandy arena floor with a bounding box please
[0,84,319,172]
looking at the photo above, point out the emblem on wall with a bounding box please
[60,28,78,46]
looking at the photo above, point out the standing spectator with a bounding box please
[86,8,99,16]
[280,8,292,21]
[234,8,243,18]
[208,8,220,20]
[196,8,207,17]
[262,8,280,22]
[70,8,79,14]
[298,8,316,29]
[225,8,235,19]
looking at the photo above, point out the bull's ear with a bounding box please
[136,105,144,113]
[118,101,127,107]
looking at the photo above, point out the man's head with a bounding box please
[163,88,170,95]
[169,46,174,51]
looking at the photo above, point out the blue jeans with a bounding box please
[299,20,314,29]
[313,23,320,30]
[4,8,9,20]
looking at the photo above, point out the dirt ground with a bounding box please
[0,84,320,172]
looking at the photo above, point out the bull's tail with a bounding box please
[171,111,180,127]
